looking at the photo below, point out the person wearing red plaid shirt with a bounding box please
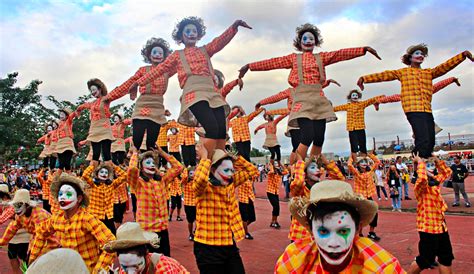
[227,106,263,161]
[254,112,289,163]
[37,168,51,213]
[110,114,132,165]
[167,127,182,163]
[238,175,257,240]
[192,145,258,273]
[168,174,184,222]
[128,17,252,160]
[181,167,197,241]
[358,44,473,159]
[55,107,78,171]
[266,161,289,229]
[240,23,380,160]
[107,38,175,151]
[214,69,243,99]
[408,155,454,273]
[37,123,55,170]
[127,147,183,256]
[176,123,198,167]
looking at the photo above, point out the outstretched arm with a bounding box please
[103,68,143,102]
[254,123,265,135]
[135,52,179,87]
[258,88,291,107]
[358,69,401,90]
[240,54,294,79]
[273,112,289,125]
[333,103,349,112]
[206,20,251,57]
[220,79,240,98]
[246,107,264,122]
[362,95,385,108]
[321,47,372,66]
[265,108,289,116]
[433,77,460,94]
[431,52,470,79]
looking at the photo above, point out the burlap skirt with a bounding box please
[111,138,126,153]
[55,137,76,154]
[133,93,167,125]
[263,133,279,149]
[87,118,115,143]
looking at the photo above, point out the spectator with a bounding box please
[336,160,348,177]
[375,165,388,201]
[396,156,412,200]
[282,164,290,199]
[450,155,470,207]
[258,164,265,182]
[387,163,402,212]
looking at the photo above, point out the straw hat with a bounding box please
[60,107,73,116]
[87,78,108,96]
[10,189,37,207]
[50,173,90,207]
[289,180,378,231]
[26,248,89,274]
[112,113,123,121]
[93,163,114,181]
[0,184,11,199]
[211,149,234,166]
[103,222,160,252]
[406,43,428,56]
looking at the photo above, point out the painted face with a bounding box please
[301,32,316,52]
[89,85,101,98]
[410,50,425,64]
[52,122,58,129]
[142,157,156,175]
[359,159,369,170]
[13,202,27,216]
[307,162,321,182]
[426,160,436,173]
[98,168,109,181]
[46,125,53,132]
[213,160,234,186]
[113,115,121,123]
[170,128,178,135]
[182,24,198,44]
[350,92,359,102]
[59,111,67,121]
[188,170,195,180]
[150,46,164,64]
[312,211,356,266]
[58,184,78,210]
[118,253,146,274]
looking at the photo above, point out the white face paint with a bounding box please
[89,85,101,98]
[350,92,359,102]
[301,32,316,52]
[312,211,356,266]
[150,46,164,64]
[188,170,195,180]
[307,162,321,182]
[98,168,109,181]
[52,122,58,129]
[59,111,67,121]
[13,202,27,216]
[182,24,198,44]
[359,159,369,170]
[142,157,156,175]
[170,128,178,135]
[410,50,425,64]
[58,184,78,210]
[46,125,53,132]
[213,159,234,186]
[118,253,146,274]
[113,115,121,123]
[426,160,436,173]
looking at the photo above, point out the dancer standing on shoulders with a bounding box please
[254,112,288,163]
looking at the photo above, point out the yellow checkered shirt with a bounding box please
[333,96,384,131]
[229,108,264,142]
[348,154,380,198]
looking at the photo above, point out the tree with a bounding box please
[250,147,266,157]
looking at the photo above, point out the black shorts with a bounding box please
[184,205,196,223]
[113,202,127,223]
[239,200,256,224]
[416,231,454,269]
[131,193,137,213]
[171,195,182,209]
[8,243,28,260]
[194,241,244,273]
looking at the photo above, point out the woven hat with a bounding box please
[50,173,90,207]
[406,43,428,56]
[211,149,232,166]
[10,189,37,207]
[103,222,160,252]
[26,248,89,274]
[0,184,11,199]
[87,78,108,96]
[289,180,378,232]
[59,107,73,116]
[93,163,114,181]
[112,113,123,120]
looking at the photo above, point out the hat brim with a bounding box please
[103,231,158,252]
[407,44,428,56]
[50,174,90,207]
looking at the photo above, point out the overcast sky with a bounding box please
[1,0,473,155]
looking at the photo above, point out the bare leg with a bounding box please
[10,259,22,274]
[243,221,249,234]
[216,139,226,150]
[177,207,181,218]
[203,139,217,160]
[289,152,296,165]
[169,208,175,219]
[188,222,194,235]
[296,144,309,160]
[407,261,422,274]
[438,265,453,274]
[309,145,322,159]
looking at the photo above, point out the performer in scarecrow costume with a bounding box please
[238,175,258,240]
[168,172,184,222]
[289,154,344,242]
[127,148,183,256]
[177,123,198,167]
[333,90,384,159]
[48,120,59,169]
[214,69,243,99]
[358,44,473,159]
[347,153,381,241]
[276,180,403,273]
[408,154,454,274]
[29,172,116,273]
[129,16,252,159]
[37,168,52,213]
[240,23,380,159]
[37,122,56,170]
[227,106,264,161]
[266,160,289,229]
[254,112,288,162]
[192,146,258,272]
[108,38,174,151]
[104,222,189,273]
[180,167,196,241]
[55,107,78,171]
[167,126,182,163]
[111,113,132,165]
[81,162,128,235]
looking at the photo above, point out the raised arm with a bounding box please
[127,152,140,190]
[258,88,291,107]
[368,153,381,173]
[433,159,453,184]
[320,47,367,66]
[161,153,184,185]
[414,160,428,195]
[254,123,266,134]
[246,107,264,122]
[333,103,349,112]
[192,159,211,197]
[325,161,345,180]
[123,118,133,126]
[85,216,116,272]
[431,52,469,79]
[112,165,127,188]
[81,165,95,186]
[433,77,459,94]
[205,21,245,57]
[290,160,305,196]
[227,108,240,122]
[220,79,239,98]
[233,156,258,187]
[347,157,360,177]
[273,112,289,126]
[136,52,179,87]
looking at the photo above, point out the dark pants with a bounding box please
[367,197,378,227]
[149,230,170,256]
[159,146,169,167]
[7,243,28,261]
[406,112,435,158]
[267,192,280,217]
[101,216,116,235]
[182,145,197,166]
[132,119,161,151]
[131,193,137,214]
[194,241,245,274]
[189,101,226,139]
[268,146,281,161]
[42,199,51,213]
[297,118,326,147]
[239,201,256,224]
[349,129,367,154]
[185,205,196,223]
[58,150,73,171]
[376,186,388,199]
[171,195,182,210]
[416,232,454,269]
[289,129,301,152]
[170,152,182,163]
[49,156,57,169]
[91,139,112,161]
[113,202,127,223]
[235,141,251,161]
[112,151,126,165]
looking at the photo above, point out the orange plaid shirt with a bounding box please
[128,152,183,232]
[37,169,50,199]
[260,88,293,110]
[114,183,129,204]
[47,171,61,215]
[169,177,183,196]
[118,254,189,274]
[178,124,196,146]
[82,165,127,220]
[361,53,466,113]
[275,237,405,273]
[249,48,366,87]
[167,134,181,153]
[182,169,196,206]
[157,123,172,147]
[111,119,132,139]
[333,96,384,131]
[193,156,258,245]
[37,133,52,146]
[348,154,380,198]
[57,112,76,139]
[414,160,452,234]
[238,179,255,204]
[219,79,239,99]
[228,108,264,142]
[136,26,238,88]
[266,165,288,195]
[29,208,116,273]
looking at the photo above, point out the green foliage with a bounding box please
[250,147,266,157]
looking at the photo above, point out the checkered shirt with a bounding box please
[229,108,264,142]
[157,123,172,147]
[177,124,196,145]
[0,205,14,225]
[260,88,293,110]
[275,236,405,273]
[118,254,189,274]
[0,207,53,246]
[414,160,452,234]
[362,53,466,113]
[169,177,183,196]
[79,97,112,121]
[348,154,380,198]
[333,96,384,131]
[128,152,183,232]
[265,108,290,116]
[136,26,238,87]
[168,134,181,153]
[182,169,196,206]
[238,179,255,204]
[82,165,127,220]
[111,119,132,139]
[38,168,50,199]
[255,113,288,135]
[57,112,76,139]
[219,79,239,99]
[29,208,116,273]
[266,165,288,195]
[249,48,366,87]
[37,133,51,146]
[114,183,129,204]
[193,156,258,245]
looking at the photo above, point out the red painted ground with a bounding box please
[1,176,473,273]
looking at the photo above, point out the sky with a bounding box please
[1,0,473,155]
